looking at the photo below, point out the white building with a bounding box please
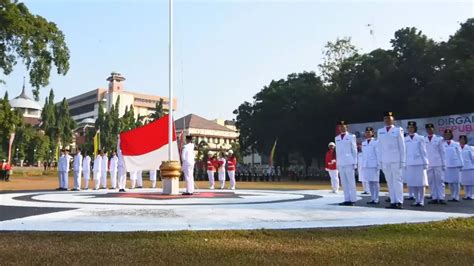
[9,81,42,125]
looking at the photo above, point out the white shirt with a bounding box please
[181,143,195,167]
[443,140,464,168]
[425,134,445,168]
[83,156,91,172]
[405,133,428,166]
[101,155,108,172]
[376,125,406,165]
[218,158,226,172]
[109,155,118,172]
[335,132,357,166]
[361,138,378,168]
[93,155,102,172]
[58,154,71,172]
[461,145,474,170]
[73,152,83,172]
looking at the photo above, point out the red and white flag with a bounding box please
[119,115,179,171]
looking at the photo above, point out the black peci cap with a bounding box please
[444,129,453,134]
[383,111,394,117]
[425,123,435,129]
[365,127,374,132]
[407,121,417,127]
[337,120,346,126]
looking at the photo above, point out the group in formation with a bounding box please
[325,111,473,209]
[55,136,239,195]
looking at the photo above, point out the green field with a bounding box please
[1,217,473,265]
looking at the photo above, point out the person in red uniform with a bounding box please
[207,152,217,189]
[3,160,12,182]
[325,142,339,193]
[227,150,237,190]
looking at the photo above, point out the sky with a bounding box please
[1,0,472,121]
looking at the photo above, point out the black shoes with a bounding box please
[405,196,415,201]
[462,197,473,200]
[119,189,126,192]
[386,203,403,209]
[448,199,460,202]
[411,203,424,207]
[338,201,355,206]
[385,197,391,202]
[182,192,193,196]
[366,201,379,205]
[361,192,369,195]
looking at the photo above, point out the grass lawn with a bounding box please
[1,169,473,265]
[0,218,473,265]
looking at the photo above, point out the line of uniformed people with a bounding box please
[328,111,474,209]
[56,148,159,192]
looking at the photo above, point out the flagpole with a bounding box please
[168,0,173,160]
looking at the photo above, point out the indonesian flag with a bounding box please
[119,115,179,171]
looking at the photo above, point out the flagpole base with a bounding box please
[160,160,181,195]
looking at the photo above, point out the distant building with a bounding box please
[65,72,177,124]
[8,80,42,126]
[175,114,239,152]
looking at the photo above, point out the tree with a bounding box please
[0,0,70,100]
[40,89,57,151]
[319,37,358,91]
[0,91,22,158]
[149,98,165,122]
[56,97,76,147]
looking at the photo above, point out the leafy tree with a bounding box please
[149,98,165,122]
[0,0,70,99]
[56,97,76,147]
[0,91,22,158]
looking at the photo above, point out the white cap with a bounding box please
[328,142,336,147]
[228,149,233,155]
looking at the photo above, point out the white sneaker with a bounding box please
[230,187,235,190]
[210,186,214,190]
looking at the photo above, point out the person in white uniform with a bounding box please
[360,127,380,204]
[93,151,102,190]
[181,136,195,195]
[57,149,71,191]
[100,151,108,189]
[72,148,83,191]
[82,151,91,190]
[117,141,127,192]
[443,129,464,202]
[325,142,339,193]
[459,135,474,200]
[425,123,447,205]
[149,170,157,188]
[335,120,358,206]
[377,111,406,209]
[404,121,429,207]
[217,153,227,189]
[109,152,118,189]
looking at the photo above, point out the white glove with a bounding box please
[325,168,329,171]
[423,164,429,170]
[353,164,357,170]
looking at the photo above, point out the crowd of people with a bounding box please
[325,111,474,209]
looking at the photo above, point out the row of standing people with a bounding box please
[326,111,473,209]
[205,150,237,190]
[56,148,158,192]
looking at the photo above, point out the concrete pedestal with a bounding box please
[160,160,182,195]
[162,177,180,195]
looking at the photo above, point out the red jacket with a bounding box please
[227,156,237,171]
[325,149,337,170]
[207,158,218,171]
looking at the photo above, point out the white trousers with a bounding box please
[427,167,445,200]
[59,171,68,189]
[100,171,107,188]
[382,162,404,204]
[218,171,226,189]
[408,186,415,197]
[410,186,425,204]
[93,171,101,190]
[228,171,236,189]
[369,181,380,202]
[183,164,194,194]
[73,170,82,189]
[118,168,126,190]
[327,170,339,192]
[207,171,215,188]
[83,171,90,189]
[110,170,117,188]
[362,181,370,193]
[448,183,460,200]
[464,185,473,198]
[137,171,143,187]
[338,165,357,203]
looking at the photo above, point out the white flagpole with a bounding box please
[168,0,174,160]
